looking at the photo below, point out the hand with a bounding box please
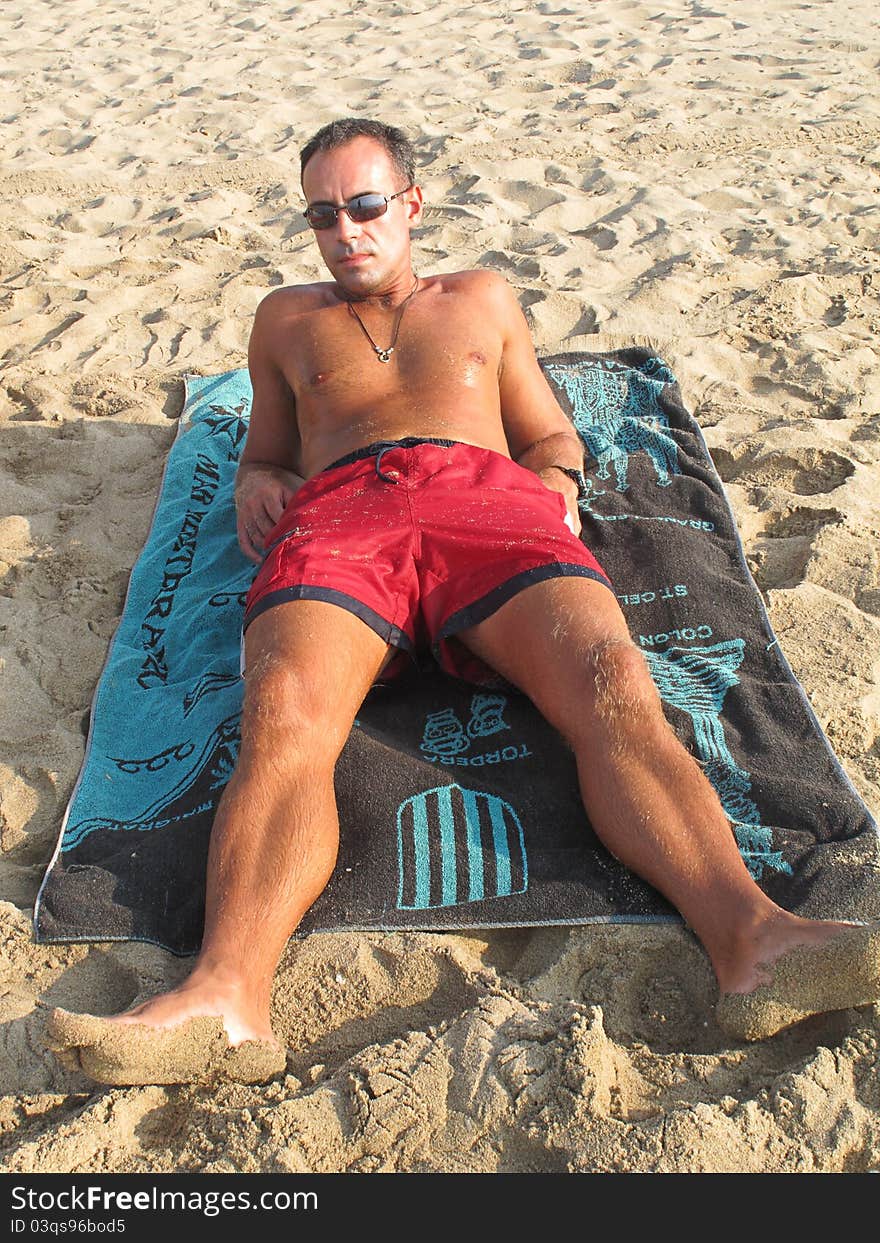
[234,464,304,562]
[537,467,582,538]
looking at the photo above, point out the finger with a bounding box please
[249,517,270,553]
[240,501,274,547]
[235,488,273,529]
[278,481,301,508]
[258,481,300,528]
[237,517,263,564]
[262,494,286,525]
[240,536,262,564]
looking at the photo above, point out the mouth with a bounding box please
[337,252,371,266]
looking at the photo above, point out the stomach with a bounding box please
[298,388,512,478]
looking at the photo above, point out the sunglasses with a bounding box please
[303,186,413,231]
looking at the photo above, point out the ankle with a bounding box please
[708,909,855,995]
[698,905,792,994]
[184,957,271,1011]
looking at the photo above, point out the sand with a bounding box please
[1,0,879,1173]
[46,1010,287,1086]
[716,924,880,1042]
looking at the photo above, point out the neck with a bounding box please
[336,268,418,308]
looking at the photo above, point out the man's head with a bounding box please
[300,118,416,188]
[299,119,422,297]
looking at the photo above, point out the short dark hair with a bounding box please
[300,118,416,187]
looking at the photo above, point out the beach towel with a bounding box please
[34,350,880,955]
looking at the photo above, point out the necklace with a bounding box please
[345,275,420,363]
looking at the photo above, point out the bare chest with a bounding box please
[283,300,503,414]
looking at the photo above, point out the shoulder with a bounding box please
[253,281,337,326]
[430,268,513,298]
[249,283,337,360]
[427,268,520,320]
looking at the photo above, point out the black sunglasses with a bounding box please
[303,186,413,231]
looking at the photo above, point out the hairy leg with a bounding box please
[457,578,879,1039]
[48,601,393,1082]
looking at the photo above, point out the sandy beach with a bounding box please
[2,0,879,1172]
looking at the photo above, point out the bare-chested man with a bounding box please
[48,119,880,1086]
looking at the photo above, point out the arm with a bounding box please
[490,274,586,534]
[236,292,305,562]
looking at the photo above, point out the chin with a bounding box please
[334,266,382,296]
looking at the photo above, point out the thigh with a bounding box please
[455,575,643,735]
[416,445,611,683]
[241,599,393,754]
[243,459,420,654]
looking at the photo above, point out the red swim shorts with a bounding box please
[243,437,612,686]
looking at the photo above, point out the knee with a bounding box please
[240,653,351,765]
[567,639,665,746]
[587,639,657,709]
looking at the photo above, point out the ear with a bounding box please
[405,184,424,228]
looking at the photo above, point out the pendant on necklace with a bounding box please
[376,348,393,363]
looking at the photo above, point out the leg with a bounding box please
[48,601,394,1083]
[456,578,880,1040]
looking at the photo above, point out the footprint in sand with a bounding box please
[802,521,880,616]
[746,505,844,592]
[711,443,854,495]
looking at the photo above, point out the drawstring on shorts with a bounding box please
[374,444,401,483]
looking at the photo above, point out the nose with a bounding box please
[334,207,361,244]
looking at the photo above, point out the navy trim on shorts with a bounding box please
[434,562,614,651]
[243,585,415,653]
[321,437,460,474]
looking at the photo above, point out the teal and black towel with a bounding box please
[35,351,880,954]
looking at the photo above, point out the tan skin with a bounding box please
[234,145,587,560]
[54,137,859,1063]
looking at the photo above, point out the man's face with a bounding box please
[301,136,422,297]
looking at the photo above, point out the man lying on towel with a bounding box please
[48,118,880,1086]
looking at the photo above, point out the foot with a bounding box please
[715,921,880,1041]
[45,979,286,1086]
